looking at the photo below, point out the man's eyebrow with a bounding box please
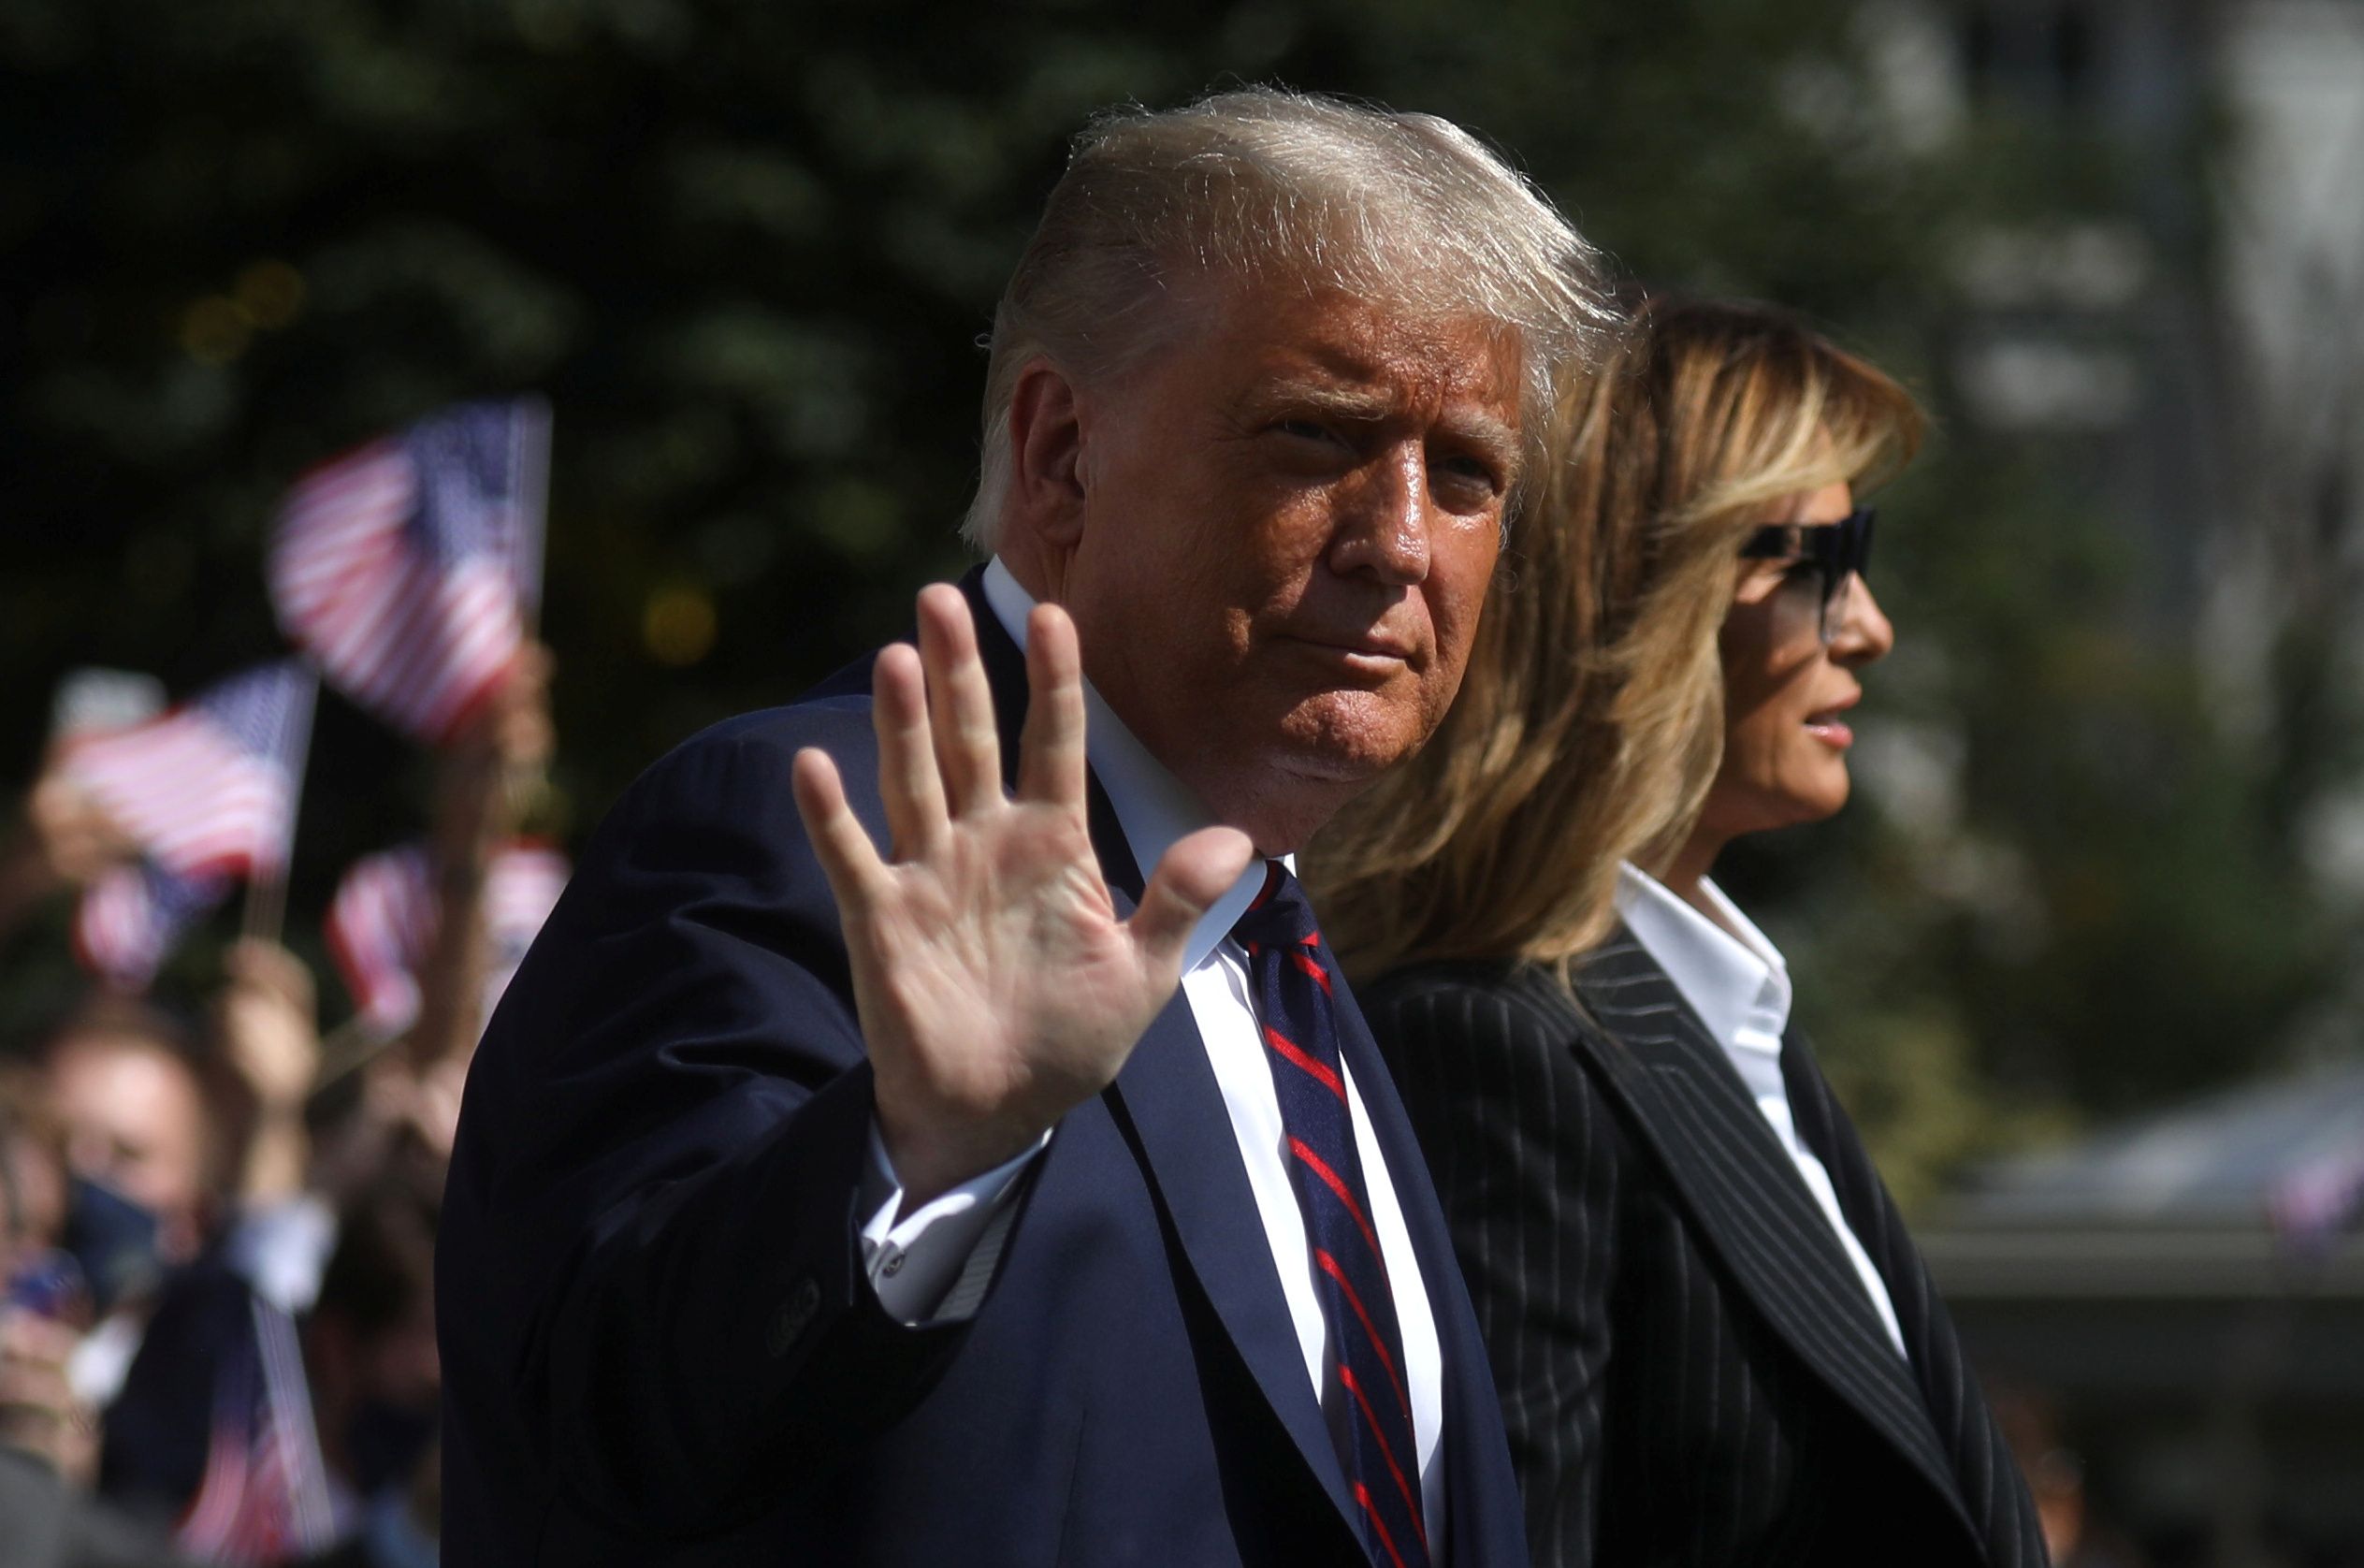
[1255,380,1399,422]
[1435,408,1522,474]
[1257,380,1522,461]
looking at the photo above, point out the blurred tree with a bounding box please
[0,0,2338,1198]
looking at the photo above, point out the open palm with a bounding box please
[792,586,1253,1207]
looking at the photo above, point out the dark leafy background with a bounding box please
[3,0,2338,1205]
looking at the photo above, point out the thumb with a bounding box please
[1128,826,1258,980]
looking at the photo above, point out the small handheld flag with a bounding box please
[59,661,314,987]
[56,661,312,884]
[268,398,550,746]
[325,839,569,1039]
[73,862,235,992]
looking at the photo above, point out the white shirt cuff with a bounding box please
[855,1123,1046,1324]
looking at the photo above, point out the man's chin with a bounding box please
[1184,743,1400,855]
[1270,696,1432,784]
[1172,690,1437,850]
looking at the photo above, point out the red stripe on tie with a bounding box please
[1291,949,1333,995]
[1355,1483,1413,1568]
[1266,1026,1346,1101]
[1315,1249,1410,1421]
[1342,1362,1428,1552]
[1287,1138,1386,1267]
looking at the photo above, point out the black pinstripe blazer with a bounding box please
[1360,930,2047,1568]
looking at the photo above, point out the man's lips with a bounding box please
[1286,630,1420,666]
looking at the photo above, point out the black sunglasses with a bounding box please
[1738,507,1876,643]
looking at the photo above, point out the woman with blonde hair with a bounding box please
[1308,296,2046,1567]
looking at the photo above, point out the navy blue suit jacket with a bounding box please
[435,572,1527,1564]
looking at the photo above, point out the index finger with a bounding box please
[1016,603,1088,808]
[790,748,889,916]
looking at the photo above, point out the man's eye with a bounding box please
[1433,455,1502,491]
[1275,419,1340,444]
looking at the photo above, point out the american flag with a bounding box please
[268,398,550,746]
[326,839,570,1038]
[57,661,315,884]
[176,1293,336,1565]
[74,860,234,991]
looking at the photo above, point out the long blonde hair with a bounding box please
[1305,294,1923,982]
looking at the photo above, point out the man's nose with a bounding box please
[1330,444,1433,585]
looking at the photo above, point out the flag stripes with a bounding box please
[176,1294,335,1565]
[59,663,312,883]
[324,844,440,1035]
[61,662,312,991]
[74,862,232,992]
[269,399,548,746]
[326,840,570,1038]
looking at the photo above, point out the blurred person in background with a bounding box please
[1308,296,2047,1566]
[212,942,338,1321]
[90,652,550,1564]
[71,979,310,1529]
[100,1171,443,1567]
[0,769,138,954]
[287,1175,442,1568]
[384,645,557,1161]
[0,426,552,1568]
[4,1077,94,1481]
[36,996,235,1411]
[3,1082,195,1568]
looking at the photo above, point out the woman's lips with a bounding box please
[1803,704,1855,748]
[1804,719,1854,748]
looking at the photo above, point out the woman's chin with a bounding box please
[1762,763,1852,834]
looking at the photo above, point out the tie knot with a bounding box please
[1231,862,1321,953]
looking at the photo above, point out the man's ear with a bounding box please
[1005,358,1089,549]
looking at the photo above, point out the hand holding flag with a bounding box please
[57,661,316,989]
[56,661,312,885]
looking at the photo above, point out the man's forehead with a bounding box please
[1242,287,1517,376]
[1200,295,1520,422]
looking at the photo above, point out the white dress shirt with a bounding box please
[1613,864,1908,1357]
[851,559,1446,1534]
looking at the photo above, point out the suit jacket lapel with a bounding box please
[1782,1028,2046,1566]
[1329,953,1525,1565]
[961,572,1361,1540]
[1778,1029,1889,1289]
[1563,933,1979,1543]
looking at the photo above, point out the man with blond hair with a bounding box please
[439,87,1611,1565]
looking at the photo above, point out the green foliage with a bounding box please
[1,0,2334,1197]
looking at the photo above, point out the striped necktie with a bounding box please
[1234,863,1430,1568]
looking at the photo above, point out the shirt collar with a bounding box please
[981,559,1273,972]
[1614,862,1792,1054]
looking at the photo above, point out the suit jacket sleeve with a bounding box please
[448,705,983,1536]
[1362,972,1621,1568]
